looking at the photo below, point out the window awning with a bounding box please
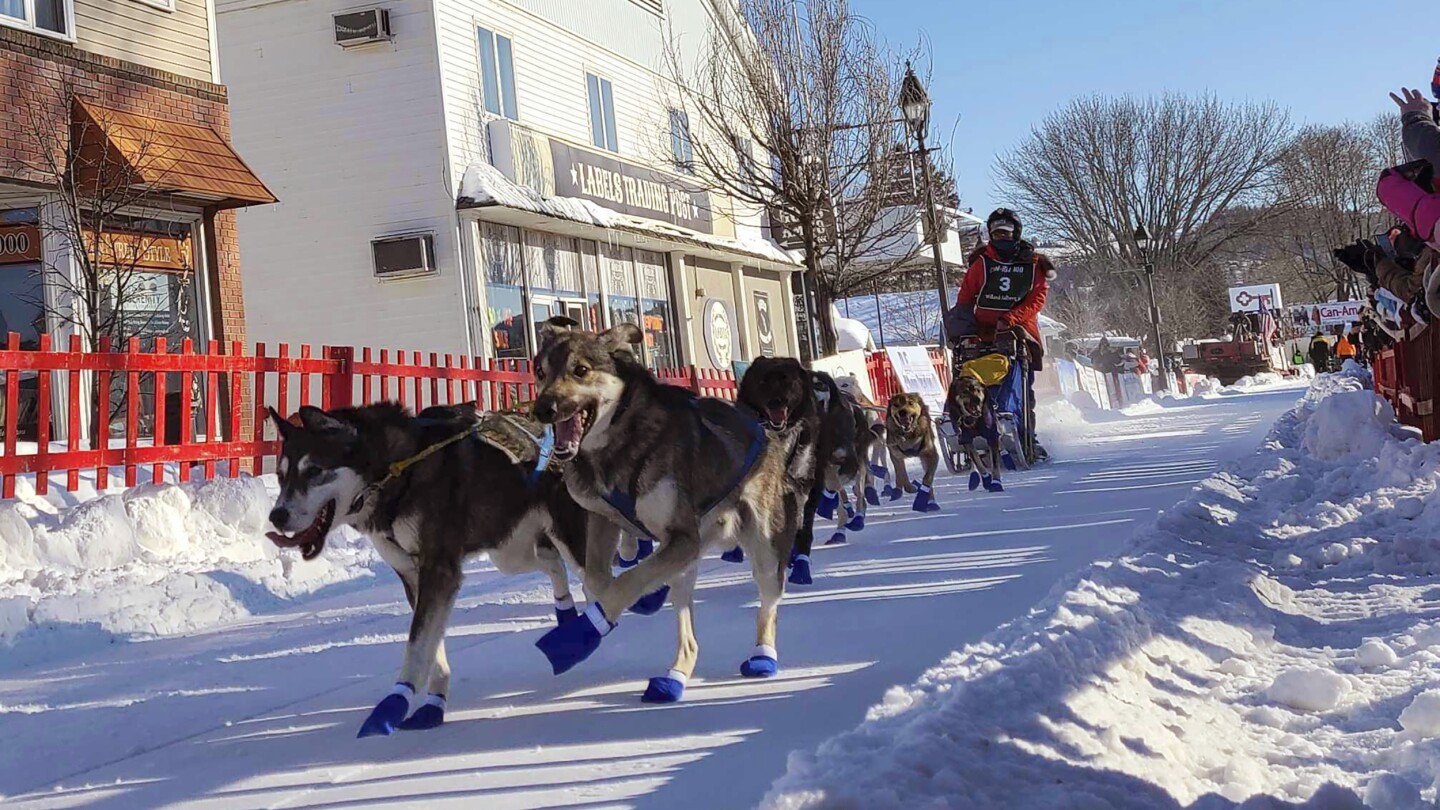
[73,99,277,210]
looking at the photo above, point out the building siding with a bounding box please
[74,0,216,82]
[217,0,469,355]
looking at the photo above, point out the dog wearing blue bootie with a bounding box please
[945,375,1007,497]
[883,393,941,511]
[263,401,592,739]
[532,332,813,703]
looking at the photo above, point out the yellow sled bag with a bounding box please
[960,353,1011,387]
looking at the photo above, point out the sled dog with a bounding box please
[945,375,1005,492]
[885,392,942,512]
[528,318,802,703]
[266,402,587,737]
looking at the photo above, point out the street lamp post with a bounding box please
[899,65,950,341]
[1133,224,1168,391]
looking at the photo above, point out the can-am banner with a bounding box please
[1305,301,1364,326]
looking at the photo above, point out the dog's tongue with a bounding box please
[766,406,789,426]
[554,412,583,447]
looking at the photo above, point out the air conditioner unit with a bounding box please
[371,233,435,279]
[334,8,391,48]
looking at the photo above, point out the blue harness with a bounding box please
[601,399,767,539]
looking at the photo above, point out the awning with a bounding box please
[73,98,276,210]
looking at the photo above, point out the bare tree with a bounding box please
[874,290,940,345]
[1270,122,1392,302]
[9,80,197,439]
[996,94,1292,346]
[662,0,930,356]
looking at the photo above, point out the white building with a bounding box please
[215,0,802,370]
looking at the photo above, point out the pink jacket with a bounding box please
[1378,170,1440,248]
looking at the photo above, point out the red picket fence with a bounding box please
[1374,325,1440,441]
[0,332,739,499]
[865,348,951,406]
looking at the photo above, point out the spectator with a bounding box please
[1335,332,1357,364]
[1137,348,1151,376]
[1308,332,1332,373]
[1391,87,1440,167]
[1292,347,1306,367]
[1120,348,1139,374]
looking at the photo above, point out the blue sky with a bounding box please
[851,0,1434,216]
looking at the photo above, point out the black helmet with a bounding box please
[987,208,1022,240]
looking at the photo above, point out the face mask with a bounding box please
[992,238,1018,254]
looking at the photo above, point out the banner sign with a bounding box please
[1316,301,1364,326]
[885,346,947,415]
[1228,284,1283,313]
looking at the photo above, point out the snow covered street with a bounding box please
[0,384,1308,809]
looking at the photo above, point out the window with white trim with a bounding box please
[1,0,72,36]
[130,0,177,13]
[669,109,693,174]
[586,72,618,152]
[476,26,517,120]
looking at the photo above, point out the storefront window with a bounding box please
[636,250,676,368]
[0,267,43,350]
[579,240,604,330]
[603,243,640,339]
[481,223,528,359]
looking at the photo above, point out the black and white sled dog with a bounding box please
[792,371,880,580]
[265,402,588,737]
[528,318,804,704]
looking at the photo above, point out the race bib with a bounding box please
[976,257,1035,311]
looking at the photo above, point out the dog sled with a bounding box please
[937,330,1039,474]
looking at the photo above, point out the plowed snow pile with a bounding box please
[764,366,1440,809]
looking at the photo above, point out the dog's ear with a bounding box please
[600,323,643,352]
[296,405,357,439]
[537,317,579,353]
[267,406,295,439]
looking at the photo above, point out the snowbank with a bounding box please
[764,367,1440,808]
[0,476,377,659]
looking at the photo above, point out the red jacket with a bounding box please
[954,242,1052,343]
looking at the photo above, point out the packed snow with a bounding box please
[0,475,378,663]
[762,366,1440,809]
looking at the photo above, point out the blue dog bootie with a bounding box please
[1002,452,1017,471]
[864,484,881,506]
[825,531,847,546]
[740,644,779,678]
[629,585,670,616]
[554,594,579,624]
[641,669,688,704]
[398,693,446,731]
[721,546,746,564]
[969,470,982,491]
[788,554,813,585]
[985,477,1006,493]
[886,483,905,502]
[845,509,865,531]
[912,484,940,513]
[815,489,840,520]
[358,682,414,738]
[869,463,889,480]
[615,537,655,569]
[535,602,614,675]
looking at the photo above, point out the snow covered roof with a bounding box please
[457,162,802,270]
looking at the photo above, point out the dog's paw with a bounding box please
[844,511,865,531]
[398,696,446,731]
[788,555,813,585]
[357,684,413,738]
[740,646,779,678]
[641,674,687,704]
[636,538,655,560]
[912,486,940,513]
[864,485,881,506]
[986,479,1006,493]
[969,470,982,491]
[825,531,847,546]
[535,604,612,675]
[886,485,905,502]
[720,546,746,564]
[869,463,889,479]
[1002,452,1017,472]
[629,585,670,616]
[555,605,580,625]
[815,490,840,520]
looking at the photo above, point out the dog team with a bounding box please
[264,318,1005,736]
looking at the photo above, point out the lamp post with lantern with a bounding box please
[898,64,950,340]
[1133,224,1167,390]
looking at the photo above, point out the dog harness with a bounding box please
[600,399,768,539]
[347,412,555,516]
